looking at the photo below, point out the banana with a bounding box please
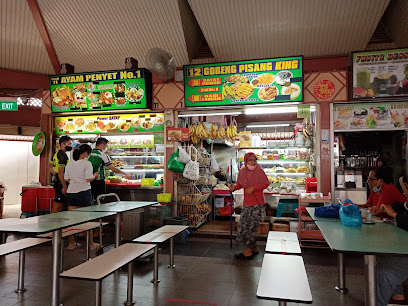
[210,123,218,140]
[189,124,196,137]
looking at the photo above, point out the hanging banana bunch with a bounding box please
[217,125,226,139]
[209,123,218,140]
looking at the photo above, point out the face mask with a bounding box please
[102,147,108,153]
[65,146,72,152]
[373,184,382,193]
[247,164,257,170]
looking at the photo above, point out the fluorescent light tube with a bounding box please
[178,111,241,117]
[244,107,298,115]
[246,124,290,128]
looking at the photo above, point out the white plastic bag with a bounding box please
[178,146,191,164]
[209,155,220,174]
[183,160,199,180]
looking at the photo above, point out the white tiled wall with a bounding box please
[0,141,40,205]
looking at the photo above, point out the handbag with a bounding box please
[183,146,199,181]
[167,150,184,173]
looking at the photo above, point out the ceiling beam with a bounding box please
[26,0,60,74]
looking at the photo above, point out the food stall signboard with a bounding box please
[352,48,408,99]
[334,102,408,131]
[50,69,152,112]
[167,128,190,142]
[184,56,303,107]
[55,113,164,135]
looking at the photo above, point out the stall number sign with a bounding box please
[0,102,18,111]
[184,56,303,107]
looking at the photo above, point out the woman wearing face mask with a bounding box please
[64,144,100,250]
[231,152,270,259]
[366,166,406,209]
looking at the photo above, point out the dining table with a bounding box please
[72,201,157,247]
[307,207,408,306]
[0,210,117,306]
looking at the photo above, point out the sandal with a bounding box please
[67,242,81,250]
[90,243,101,251]
[235,252,253,260]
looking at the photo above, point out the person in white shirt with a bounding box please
[64,144,99,251]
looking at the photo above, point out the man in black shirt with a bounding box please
[48,136,72,213]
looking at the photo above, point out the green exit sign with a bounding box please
[0,102,18,111]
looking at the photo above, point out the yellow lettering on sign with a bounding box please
[275,62,282,70]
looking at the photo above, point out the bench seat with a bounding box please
[60,243,155,306]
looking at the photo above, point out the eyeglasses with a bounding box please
[367,178,378,182]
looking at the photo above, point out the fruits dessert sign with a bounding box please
[50,69,152,112]
[184,56,303,107]
[55,113,164,134]
[353,49,408,99]
[334,102,408,131]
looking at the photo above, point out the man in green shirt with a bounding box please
[88,138,128,203]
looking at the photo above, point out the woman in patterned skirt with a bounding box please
[232,152,270,259]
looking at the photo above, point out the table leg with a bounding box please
[95,280,102,306]
[364,254,377,306]
[51,230,62,306]
[115,213,121,248]
[99,219,102,246]
[278,301,287,306]
[151,245,160,284]
[60,239,64,273]
[168,237,175,268]
[1,232,7,244]
[86,230,90,261]
[124,261,135,305]
[15,250,26,293]
[335,252,348,293]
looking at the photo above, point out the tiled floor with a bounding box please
[0,205,373,305]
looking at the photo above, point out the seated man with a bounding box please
[370,177,408,305]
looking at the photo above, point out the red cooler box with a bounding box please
[21,186,39,213]
[37,187,55,211]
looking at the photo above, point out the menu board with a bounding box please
[106,135,154,149]
[184,57,303,107]
[50,69,152,112]
[55,113,164,135]
[334,102,408,131]
[352,49,408,99]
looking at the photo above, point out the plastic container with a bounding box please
[141,178,155,187]
[144,204,172,227]
[37,187,55,211]
[165,217,188,243]
[21,186,39,213]
[157,193,172,203]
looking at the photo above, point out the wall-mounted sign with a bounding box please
[167,128,190,142]
[32,132,45,156]
[352,48,408,99]
[334,102,408,131]
[297,105,310,118]
[55,113,164,135]
[0,98,18,111]
[184,56,303,107]
[50,69,152,112]
[313,80,335,100]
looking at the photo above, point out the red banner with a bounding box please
[167,128,190,142]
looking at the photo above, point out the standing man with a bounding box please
[48,135,73,213]
[88,137,129,204]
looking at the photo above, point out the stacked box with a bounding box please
[144,204,172,228]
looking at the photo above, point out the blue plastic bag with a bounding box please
[315,204,341,218]
[339,204,362,226]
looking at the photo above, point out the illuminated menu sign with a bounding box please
[50,69,152,112]
[184,57,303,107]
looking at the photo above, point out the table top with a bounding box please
[306,207,341,222]
[315,219,408,255]
[267,231,299,241]
[133,225,188,243]
[257,254,312,303]
[0,211,116,234]
[72,201,157,213]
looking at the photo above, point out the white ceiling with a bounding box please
[1,0,408,76]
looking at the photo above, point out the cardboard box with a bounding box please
[236,221,269,234]
[272,223,290,232]
[304,221,318,231]
[289,220,305,233]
